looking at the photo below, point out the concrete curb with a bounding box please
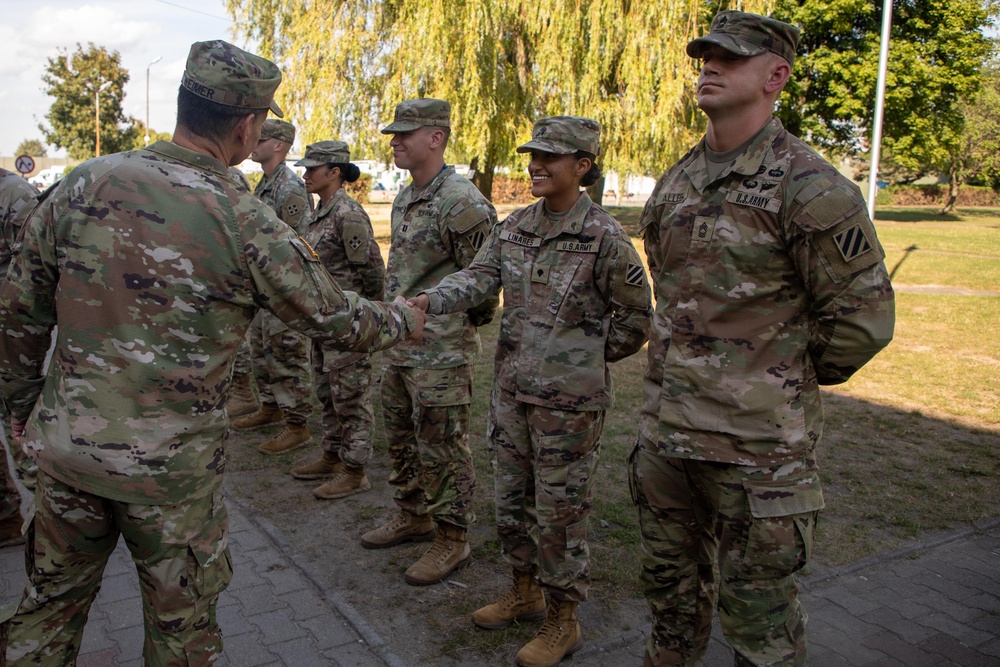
[801,515,1000,589]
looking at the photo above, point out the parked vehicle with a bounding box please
[28,166,66,190]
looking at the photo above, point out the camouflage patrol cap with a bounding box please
[686,11,800,66]
[182,40,284,117]
[516,116,601,156]
[381,98,451,134]
[259,119,295,143]
[295,141,351,167]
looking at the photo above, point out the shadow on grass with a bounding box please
[874,206,1000,223]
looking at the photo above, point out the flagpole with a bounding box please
[867,0,893,220]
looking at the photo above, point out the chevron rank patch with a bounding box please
[833,225,872,262]
[625,263,645,287]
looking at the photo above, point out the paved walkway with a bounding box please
[0,502,996,666]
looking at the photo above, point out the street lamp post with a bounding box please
[146,56,162,146]
[95,80,112,157]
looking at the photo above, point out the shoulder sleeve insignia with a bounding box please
[342,220,370,264]
[625,263,646,287]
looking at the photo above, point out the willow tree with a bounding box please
[226,0,772,199]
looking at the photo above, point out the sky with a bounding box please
[1,0,239,157]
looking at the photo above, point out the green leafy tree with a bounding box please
[128,121,173,150]
[941,62,1000,211]
[773,0,996,182]
[15,139,47,157]
[40,43,139,160]
[226,0,771,200]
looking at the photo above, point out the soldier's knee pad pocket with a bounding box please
[187,508,233,600]
[739,474,824,580]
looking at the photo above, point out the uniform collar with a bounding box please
[684,117,783,192]
[313,187,347,221]
[146,140,228,177]
[517,191,592,240]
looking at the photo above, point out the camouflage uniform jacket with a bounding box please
[0,168,39,280]
[0,140,415,505]
[424,193,652,411]
[255,163,313,336]
[254,162,311,234]
[639,118,895,466]
[384,165,500,368]
[304,187,385,369]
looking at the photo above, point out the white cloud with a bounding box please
[1,0,234,157]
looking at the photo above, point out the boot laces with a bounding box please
[536,605,567,648]
[425,532,455,564]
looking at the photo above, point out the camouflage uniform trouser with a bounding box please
[489,387,603,602]
[231,312,263,379]
[1,470,232,667]
[630,437,824,666]
[313,343,376,469]
[380,364,476,528]
[0,429,23,522]
[254,312,313,426]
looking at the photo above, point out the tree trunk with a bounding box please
[472,153,496,202]
[940,165,959,214]
[586,176,605,207]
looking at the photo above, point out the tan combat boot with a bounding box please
[360,511,435,549]
[473,570,546,629]
[313,466,372,500]
[226,372,259,418]
[290,450,344,479]
[258,424,311,455]
[404,523,471,586]
[515,597,582,667]
[232,403,284,430]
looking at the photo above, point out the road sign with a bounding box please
[14,155,35,175]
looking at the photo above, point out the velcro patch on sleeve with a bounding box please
[450,205,491,234]
[614,242,651,308]
[282,193,309,226]
[797,184,860,231]
[815,211,885,282]
[341,220,370,265]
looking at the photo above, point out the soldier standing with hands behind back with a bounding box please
[361,98,500,587]
[633,12,895,666]
[0,40,422,666]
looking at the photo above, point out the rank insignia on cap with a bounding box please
[834,225,872,261]
[626,263,645,287]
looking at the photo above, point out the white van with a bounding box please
[28,166,66,190]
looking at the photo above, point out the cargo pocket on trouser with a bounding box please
[182,500,233,663]
[723,473,824,663]
[740,474,824,581]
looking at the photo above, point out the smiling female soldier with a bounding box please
[409,116,652,667]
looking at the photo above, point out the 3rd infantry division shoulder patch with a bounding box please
[626,263,645,287]
[834,225,872,261]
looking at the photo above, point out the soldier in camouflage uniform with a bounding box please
[0,168,38,546]
[232,119,317,456]
[361,98,500,586]
[633,12,896,666]
[290,141,385,500]
[412,116,651,667]
[0,40,423,667]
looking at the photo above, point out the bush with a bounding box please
[491,174,533,204]
[346,173,372,204]
[879,184,1000,207]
